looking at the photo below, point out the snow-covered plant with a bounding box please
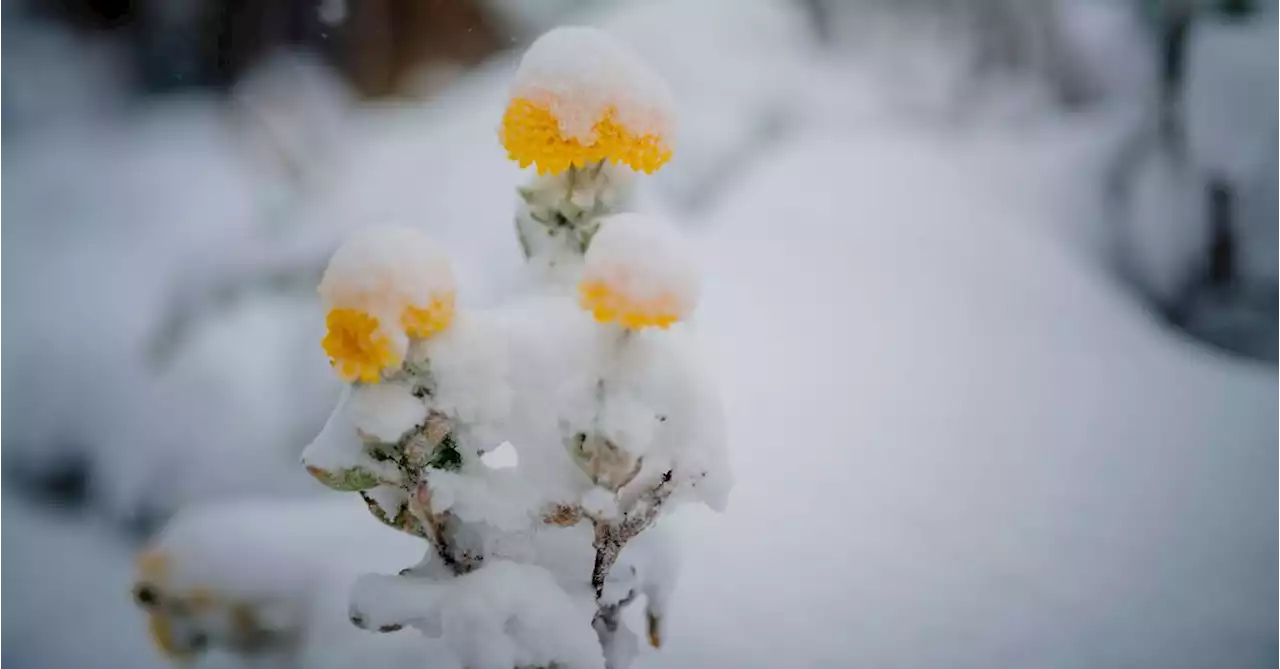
[296,26,731,669]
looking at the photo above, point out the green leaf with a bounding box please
[427,434,463,471]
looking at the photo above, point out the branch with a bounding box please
[617,469,674,541]
[590,470,674,600]
[408,480,480,576]
[347,410,477,577]
[398,414,479,576]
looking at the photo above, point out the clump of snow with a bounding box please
[554,323,732,512]
[302,387,402,482]
[600,619,640,669]
[637,338,733,514]
[595,391,661,458]
[510,26,676,142]
[582,213,700,321]
[362,484,409,521]
[581,487,620,520]
[410,311,513,449]
[350,562,605,669]
[318,225,457,323]
[519,520,682,626]
[491,294,603,498]
[480,281,729,517]
[426,468,540,534]
[348,382,426,443]
[632,524,681,623]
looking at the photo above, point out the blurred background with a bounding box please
[2,1,1276,667]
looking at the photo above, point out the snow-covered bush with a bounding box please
[153,27,730,669]
[129,496,447,668]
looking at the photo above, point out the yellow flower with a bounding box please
[579,278,682,330]
[500,98,672,176]
[318,226,460,384]
[322,308,402,384]
[401,294,456,339]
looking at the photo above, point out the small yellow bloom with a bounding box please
[401,294,456,339]
[501,98,672,176]
[318,226,459,384]
[322,308,401,384]
[579,279,682,330]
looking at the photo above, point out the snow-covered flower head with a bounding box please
[578,214,699,329]
[319,226,457,383]
[500,27,676,176]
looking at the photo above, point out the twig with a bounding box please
[409,482,472,575]
[590,469,674,600]
[396,414,478,576]
[590,521,621,600]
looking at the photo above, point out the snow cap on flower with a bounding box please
[579,213,698,329]
[501,26,676,176]
[319,225,456,383]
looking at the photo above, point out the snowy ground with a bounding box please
[3,1,1275,668]
[654,134,1276,668]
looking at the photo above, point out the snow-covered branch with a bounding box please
[590,469,674,601]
